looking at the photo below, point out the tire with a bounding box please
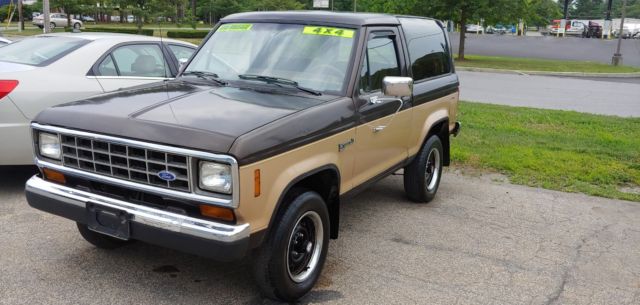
[76,222,132,249]
[37,25,43,29]
[73,22,81,29]
[404,135,444,203]
[252,190,330,302]
[49,22,56,30]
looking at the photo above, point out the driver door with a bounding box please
[350,27,412,187]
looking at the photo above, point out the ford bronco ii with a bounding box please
[26,11,460,301]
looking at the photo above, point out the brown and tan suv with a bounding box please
[25,11,460,301]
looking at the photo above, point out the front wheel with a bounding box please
[404,135,444,203]
[49,22,56,30]
[73,22,81,29]
[252,190,329,302]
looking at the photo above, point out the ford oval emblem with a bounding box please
[157,170,177,182]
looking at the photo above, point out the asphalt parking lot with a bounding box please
[2,166,639,305]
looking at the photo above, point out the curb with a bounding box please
[456,66,640,78]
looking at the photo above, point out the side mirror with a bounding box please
[178,58,189,73]
[382,76,413,97]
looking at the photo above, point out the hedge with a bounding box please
[66,27,154,36]
[166,30,210,39]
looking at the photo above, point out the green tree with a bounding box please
[526,0,563,26]
[571,0,605,18]
[249,0,304,11]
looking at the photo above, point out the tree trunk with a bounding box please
[458,11,467,60]
[191,0,197,17]
[66,7,72,28]
[137,16,143,34]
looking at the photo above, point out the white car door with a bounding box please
[91,43,174,92]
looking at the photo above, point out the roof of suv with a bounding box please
[222,11,415,26]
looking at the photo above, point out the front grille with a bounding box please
[60,134,191,192]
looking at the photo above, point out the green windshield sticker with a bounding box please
[303,26,355,38]
[218,23,253,32]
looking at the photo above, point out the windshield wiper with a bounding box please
[238,74,322,96]
[181,71,227,86]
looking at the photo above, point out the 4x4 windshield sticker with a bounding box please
[302,26,355,38]
[218,23,253,32]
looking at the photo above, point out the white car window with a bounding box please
[97,55,118,76]
[108,44,169,78]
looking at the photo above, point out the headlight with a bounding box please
[39,132,61,160]
[199,161,232,194]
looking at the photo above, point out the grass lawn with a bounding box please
[455,55,640,73]
[452,101,640,202]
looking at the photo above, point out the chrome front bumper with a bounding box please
[26,176,251,260]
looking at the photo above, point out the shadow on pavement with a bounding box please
[0,166,38,192]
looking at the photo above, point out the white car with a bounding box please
[0,37,10,46]
[33,13,83,30]
[0,33,198,165]
[466,24,484,33]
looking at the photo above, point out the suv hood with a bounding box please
[34,81,333,154]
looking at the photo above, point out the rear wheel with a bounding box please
[73,22,81,29]
[252,190,329,302]
[404,135,444,203]
[76,222,132,249]
[49,22,56,30]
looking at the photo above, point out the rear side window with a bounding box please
[399,18,451,81]
[0,36,88,66]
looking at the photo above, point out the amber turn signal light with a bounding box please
[43,168,66,184]
[199,205,235,222]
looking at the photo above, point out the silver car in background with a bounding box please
[33,13,83,30]
[0,33,197,165]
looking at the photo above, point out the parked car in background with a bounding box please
[0,37,11,46]
[0,33,197,165]
[466,24,484,33]
[486,25,507,34]
[614,26,633,39]
[81,15,95,22]
[582,21,602,38]
[33,13,83,30]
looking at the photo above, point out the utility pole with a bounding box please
[18,0,24,32]
[354,0,357,12]
[43,0,51,33]
[604,0,613,39]
[612,0,627,66]
[560,0,570,37]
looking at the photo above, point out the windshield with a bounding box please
[185,23,358,94]
[0,36,88,66]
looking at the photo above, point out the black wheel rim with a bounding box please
[286,211,323,283]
